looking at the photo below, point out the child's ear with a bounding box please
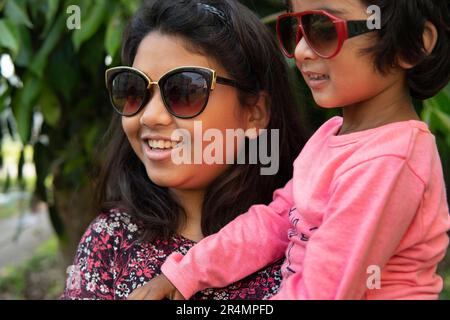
[398,21,438,69]
[245,91,270,139]
[422,21,438,55]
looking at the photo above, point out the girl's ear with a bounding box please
[398,21,438,69]
[245,91,270,139]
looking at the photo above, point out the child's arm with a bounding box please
[160,179,295,299]
[271,155,448,299]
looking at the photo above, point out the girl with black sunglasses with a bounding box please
[133,0,450,300]
[62,0,308,300]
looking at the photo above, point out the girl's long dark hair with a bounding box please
[94,0,309,241]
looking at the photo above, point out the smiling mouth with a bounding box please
[147,139,183,151]
[306,73,330,81]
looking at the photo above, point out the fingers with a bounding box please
[128,284,166,300]
[172,290,186,300]
[128,274,179,300]
[128,285,150,300]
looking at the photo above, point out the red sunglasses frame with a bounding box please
[276,10,373,59]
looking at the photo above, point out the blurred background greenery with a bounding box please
[0,0,448,299]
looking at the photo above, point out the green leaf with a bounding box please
[82,125,100,156]
[432,108,450,134]
[17,147,25,185]
[29,15,65,78]
[72,0,108,51]
[424,84,450,113]
[104,8,125,58]
[423,84,450,132]
[79,29,106,76]
[421,103,432,124]
[0,19,20,55]
[11,73,42,143]
[4,0,33,28]
[41,0,60,37]
[0,85,10,114]
[63,155,85,176]
[15,25,32,67]
[47,38,78,101]
[39,86,61,127]
[119,0,140,16]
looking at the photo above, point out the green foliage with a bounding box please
[423,84,450,199]
[0,19,20,55]
[0,0,140,255]
[4,0,33,28]
[72,0,108,51]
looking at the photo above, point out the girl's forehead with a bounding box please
[133,32,226,79]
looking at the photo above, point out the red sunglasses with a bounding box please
[276,10,375,59]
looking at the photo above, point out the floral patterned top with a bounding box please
[62,209,282,300]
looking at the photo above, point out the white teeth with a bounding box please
[147,139,181,149]
[309,74,329,81]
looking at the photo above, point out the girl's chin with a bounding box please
[145,170,180,188]
[148,179,187,190]
[146,170,201,189]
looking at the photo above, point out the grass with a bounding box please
[439,256,450,300]
[0,201,22,220]
[0,193,31,220]
[441,272,450,300]
[0,236,65,300]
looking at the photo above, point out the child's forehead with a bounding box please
[290,0,367,14]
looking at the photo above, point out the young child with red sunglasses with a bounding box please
[129,0,450,300]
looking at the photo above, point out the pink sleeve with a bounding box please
[272,156,425,299]
[161,179,294,299]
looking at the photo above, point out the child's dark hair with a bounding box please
[94,0,308,241]
[361,0,450,100]
[285,0,450,100]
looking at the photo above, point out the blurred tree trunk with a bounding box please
[53,174,96,267]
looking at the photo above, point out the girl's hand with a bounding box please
[128,274,185,300]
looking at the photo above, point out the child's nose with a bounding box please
[294,37,317,63]
[139,87,174,128]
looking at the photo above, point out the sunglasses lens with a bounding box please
[301,13,338,57]
[110,71,147,115]
[163,72,208,118]
[278,15,300,57]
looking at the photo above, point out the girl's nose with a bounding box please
[294,36,318,63]
[139,87,174,128]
